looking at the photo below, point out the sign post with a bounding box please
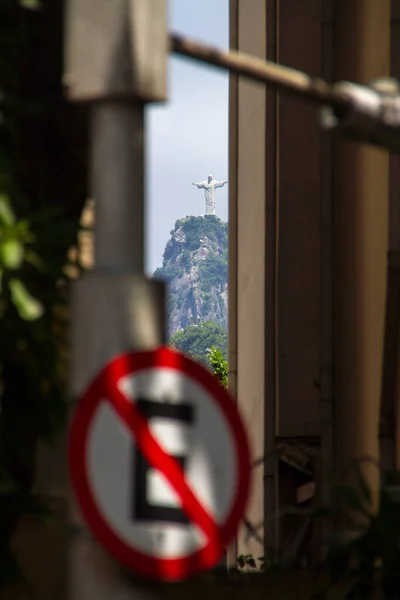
[64,1,169,598]
[69,348,250,581]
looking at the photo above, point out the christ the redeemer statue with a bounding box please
[192,174,228,215]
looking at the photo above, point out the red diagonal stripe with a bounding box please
[105,382,223,553]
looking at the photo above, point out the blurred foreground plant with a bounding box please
[0,194,82,585]
[316,463,400,599]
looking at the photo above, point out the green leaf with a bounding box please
[24,249,45,271]
[9,278,44,320]
[207,345,228,388]
[14,219,34,243]
[19,0,41,9]
[0,193,15,226]
[0,238,24,269]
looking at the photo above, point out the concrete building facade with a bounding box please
[229,0,397,563]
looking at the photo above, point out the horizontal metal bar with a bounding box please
[170,32,350,113]
[170,33,400,153]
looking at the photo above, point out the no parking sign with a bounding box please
[69,347,251,581]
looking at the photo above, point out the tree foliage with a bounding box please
[207,346,228,388]
[0,185,82,588]
[0,0,86,586]
[198,253,227,290]
[169,320,227,365]
[180,215,228,252]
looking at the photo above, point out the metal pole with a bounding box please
[68,99,166,600]
[65,1,168,597]
[92,103,145,272]
[171,32,400,154]
[171,33,349,110]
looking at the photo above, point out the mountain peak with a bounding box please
[153,215,228,337]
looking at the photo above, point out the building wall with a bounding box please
[229,0,268,561]
[229,0,325,557]
[275,0,322,438]
[230,0,394,555]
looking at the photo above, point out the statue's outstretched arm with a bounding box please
[213,180,228,189]
[192,182,205,188]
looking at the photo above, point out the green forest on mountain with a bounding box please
[169,320,227,364]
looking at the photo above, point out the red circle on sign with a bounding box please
[68,347,251,581]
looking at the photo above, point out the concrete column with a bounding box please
[333,0,390,512]
[389,0,400,473]
[227,0,239,569]
[92,104,144,272]
[68,103,166,600]
[229,0,268,561]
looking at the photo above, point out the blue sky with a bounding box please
[145,0,229,275]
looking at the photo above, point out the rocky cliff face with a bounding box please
[153,216,228,337]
